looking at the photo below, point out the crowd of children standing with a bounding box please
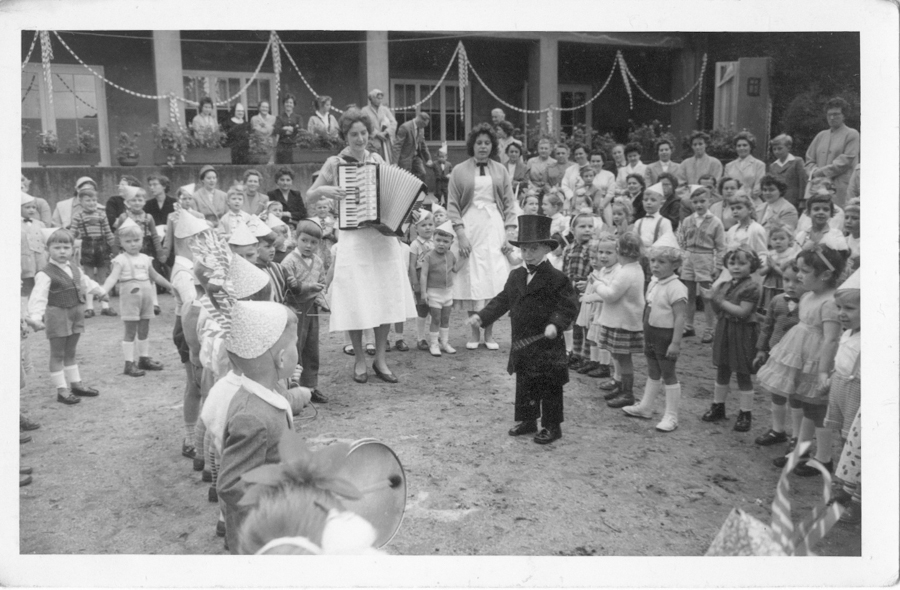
[19,98,862,549]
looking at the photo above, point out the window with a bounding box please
[183,70,277,125]
[558,85,593,139]
[391,79,470,145]
[22,64,110,165]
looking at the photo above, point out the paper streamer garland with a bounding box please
[22,30,39,70]
[270,30,282,108]
[40,31,54,108]
[457,42,469,119]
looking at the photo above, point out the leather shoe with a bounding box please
[20,433,32,444]
[57,392,81,405]
[508,421,538,436]
[193,457,205,472]
[208,486,218,503]
[71,384,99,397]
[755,429,788,446]
[20,466,33,475]
[84,309,95,318]
[352,369,368,384]
[182,442,197,459]
[20,474,32,487]
[372,364,398,383]
[310,389,329,404]
[533,425,562,445]
[101,307,118,317]
[124,361,146,377]
[202,470,212,483]
[138,357,164,371]
[607,394,635,409]
[20,416,40,431]
[216,519,226,537]
[794,459,832,477]
[394,339,410,352]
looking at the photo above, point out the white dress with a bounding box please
[451,175,510,310]
[324,150,417,331]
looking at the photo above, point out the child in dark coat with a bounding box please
[468,215,578,444]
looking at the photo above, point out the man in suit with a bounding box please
[468,215,578,445]
[392,112,433,182]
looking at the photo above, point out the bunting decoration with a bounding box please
[617,51,633,111]
[270,30,282,108]
[40,31,54,108]
[457,41,469,119]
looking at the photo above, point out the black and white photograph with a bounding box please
[3,0,897,586]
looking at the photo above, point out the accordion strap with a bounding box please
[340,154,361,164]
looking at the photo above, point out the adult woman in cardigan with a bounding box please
[251,100,277,164]
[221,102,250,165]
[306,107,416,384]
[240,169,268,215]
[274,94,303,165]
[307,95,340,139]
[190,97,219,137]
[448,123,517,350]
[723,131,766,205]
[191,165,228,219]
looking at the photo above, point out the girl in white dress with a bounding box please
[306,108,416,384]
[447,124,517,350]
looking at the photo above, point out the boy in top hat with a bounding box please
[467,215,578,444]
[217,301,299,553]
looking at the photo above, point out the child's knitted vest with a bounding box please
[43,263,85,308]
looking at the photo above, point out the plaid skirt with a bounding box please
[597,325,644,355]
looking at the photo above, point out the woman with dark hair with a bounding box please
[191,96,219,136]
[644,138,681,186]
[251,100,277,164]
[625,172,647,221]
[504,142,527,197]
[308,95,340,138]
[756,174,799,233]
[804,96,860,208]
[274,94,302,165]
[144,174,176,228]
[222,102,251,164]
[724,130,766,203]
[267,167,307,226]
[105,175,142,230]
[448,123,517,350]
[306,108,416,384]
[494,120,518,164]
[589,150,617,224]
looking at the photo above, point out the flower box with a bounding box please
[183,147,232,165]
[37,152,101,167]
[292,148,335,165]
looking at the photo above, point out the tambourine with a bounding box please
[337,438,407,548]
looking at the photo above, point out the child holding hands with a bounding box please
[577,236,620,379]
[99,220,173,377]
[27,229,106,404]
[421,221,464,356]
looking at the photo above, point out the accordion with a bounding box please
[337,162,428,236]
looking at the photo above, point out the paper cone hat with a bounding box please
[689,184,707,197]
[415,210,433,224]
[174,210,211,239]
[646,182,665,196]
[227,253,270,300]
[75,176,96,190]
[265,214,287,229]
[118,217,140,231]
[122,186,140,200]
[226,301,288,359]
[508,215,557,248]
[434,221,454,236]
[40,227,62,245]
[651,232,681,251]
[228,223,258,246]
[837,269,860,292]
[179,183,196,196]
[21,192,35,205]
[248,216,274,238]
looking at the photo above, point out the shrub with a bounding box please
[627,120,677,162]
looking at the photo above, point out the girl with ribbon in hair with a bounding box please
[756,236,850,474]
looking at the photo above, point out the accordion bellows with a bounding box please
[338,163,427,236]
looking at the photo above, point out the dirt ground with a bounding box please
[18,293,860,557]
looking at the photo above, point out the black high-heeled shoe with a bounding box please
[352,365,368,384]
[372,364,398,383]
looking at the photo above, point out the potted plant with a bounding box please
[248,131,274,165]
[184,127,231,165]
[151,123,187,167]
[293,128,342,164]
[37,129,102,167]
[116,132,141,166]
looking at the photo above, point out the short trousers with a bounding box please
[426,287,453,309]
[680,251,716,283]
[119,279,155,321]
[44,305,84,339]
[801,401,828,427]
[643,324,675,361]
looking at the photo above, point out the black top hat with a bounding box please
[509,214,559,248]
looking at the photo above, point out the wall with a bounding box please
[22,31,159,166]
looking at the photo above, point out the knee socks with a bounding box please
[416,317,427,341]
[590,346,599,362]
[85,293,94,309]
[771,402,787,433]
[814,427,833,463]
[790,407,804,439]
[564,329,573,353]
[122,341,135,362]
[713,383,729,404]
[739,389,754,412]
[663,383,682,418]
[137,339,150,358]
[612,358,621,382]
[598,348,611,366]
[50,370,67,390]
[63,365,81,385]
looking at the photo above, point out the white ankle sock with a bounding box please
[772,402,787,432]
[122,341,135,362]
[598,348,611,365]
[739,390,754,412]
[416,317,426,341]
[439,327,450,343]
[663,383,681,417]
[639,378,662,409]
[137,339,150,358]
[63,365,81,384]
[100,300,110,310]
[564,330,573,353]
[713,383,729,404]
[85,293,94,308]
[612,358,621,381]
[50,370,67,389]
[590,346,600,362]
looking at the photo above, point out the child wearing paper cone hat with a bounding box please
[468,215,579,445]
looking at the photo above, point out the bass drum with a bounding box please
[338,438,407,547]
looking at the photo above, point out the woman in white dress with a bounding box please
[448,123,518,350]
[306,108,416,384]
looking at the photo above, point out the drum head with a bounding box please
[338,438,406,547]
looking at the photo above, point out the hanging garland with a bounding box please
[617,52,634,111]
[22,30,38,70]
[40,31,54,108]
[457,42,469,119]
[619,51,708,107]
[22,74,36,103]
[270,30,281,107]
[392,42,461,111]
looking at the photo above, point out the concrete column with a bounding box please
[527,37,559,138]
[669,36,706,141]
[152,31,185,127]
[363,31,390,101]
